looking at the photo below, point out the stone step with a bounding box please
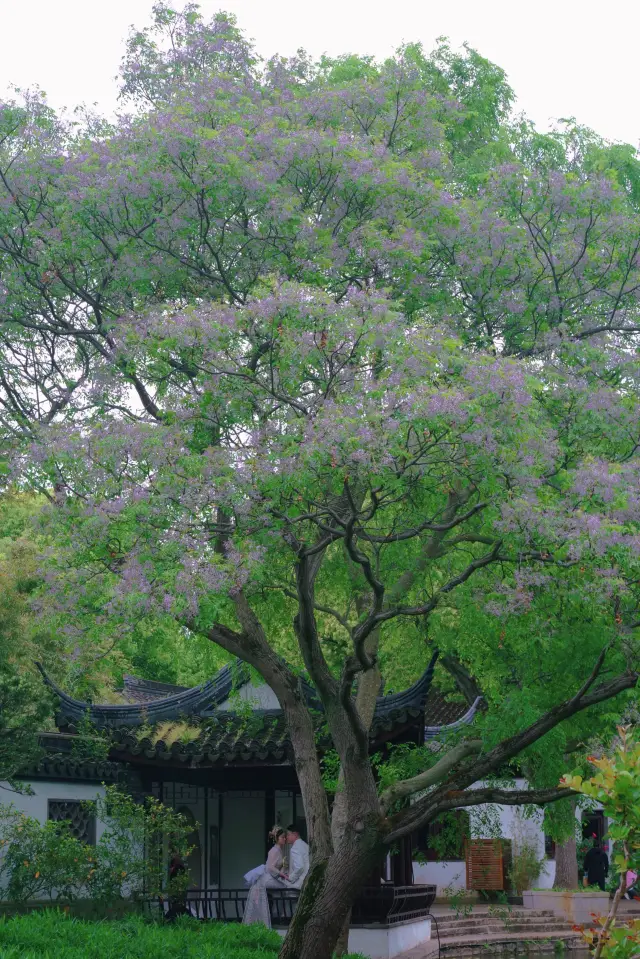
[403,930,584,959]
[433,909,558,924]
[434,909,555,923]
[433,914,563,932]
[434,909,557,920]
[437,922,574,939]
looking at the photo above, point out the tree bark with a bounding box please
[284,632,382,958]
[330,621,382,957]
[553,801,578,890]
[553,835,579,890]
[279,818,386,959]
[440,652,485,708]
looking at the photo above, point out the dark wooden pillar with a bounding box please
[365,859,385,885]
[391,835,414,885]
[265,789,275,858]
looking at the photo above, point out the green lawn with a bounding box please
[0,911,281,958]
[0,911,367,958]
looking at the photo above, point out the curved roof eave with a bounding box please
[37,650,439,731]
[35,661,247,729]
[424,696,483,740]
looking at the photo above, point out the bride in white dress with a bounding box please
[242,826,288,927]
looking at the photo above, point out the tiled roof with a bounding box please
[36,661,250,730]
[86,703,430,767]
[425,695,482,740]
[375,655,436,721]
[424,691,471,726]
[29,756,127,782]
[121,675,189,704]
[35,654,482,768]
[25,735,129,782]
[38,655,438,733]
[29,657,480,771]
[109,711,291,766]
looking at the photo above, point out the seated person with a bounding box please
[243,826,288,928]
[282,824,310,889]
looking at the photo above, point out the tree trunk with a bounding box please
[279,819,385,959]
[333,915,351,959]
[553,801,578,890]
[329,617,382,957]
[553,836,578,889]
[287,703,333,858]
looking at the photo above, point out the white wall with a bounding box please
[276,920,432,958]
[413,861,465,894]
[219,682,280,711]
[349,919,432,959]
[412,779,556,892]
[0,780,107,839]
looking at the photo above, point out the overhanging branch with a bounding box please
[385,785,575,844]
[380,739,483,813]
[384,666,637,843]
[470,668,638,783]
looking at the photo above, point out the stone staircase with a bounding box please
[399,907,584,958]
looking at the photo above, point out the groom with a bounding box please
[281,824,309,889]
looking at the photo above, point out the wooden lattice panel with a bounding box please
[465,839,505,890]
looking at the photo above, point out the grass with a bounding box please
[0,911,281,958]
[0,911,369,958]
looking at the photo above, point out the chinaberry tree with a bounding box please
[3,5,640,958]
[20,284,640,958]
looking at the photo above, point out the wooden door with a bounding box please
[465,839,510,890]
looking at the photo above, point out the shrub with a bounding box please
[86,787,194,901]
[508,840,544,894]
[0,813,89,901]
[0,786,194,903]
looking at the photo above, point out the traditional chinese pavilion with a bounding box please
[22,655,477,921]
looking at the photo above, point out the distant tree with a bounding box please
[0,494,53,787]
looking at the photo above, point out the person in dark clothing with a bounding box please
[583,839,609,891]
[166,852,188,921]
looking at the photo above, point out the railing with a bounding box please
[142,883,436,926]
[352,884,436,925]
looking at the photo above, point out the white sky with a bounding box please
[0,0,637,146]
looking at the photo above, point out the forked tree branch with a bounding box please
[385,785,575,844]
[568,643,611,706]
[385,666,638,842]
[380,740,483,813]
[356,540,503,643]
